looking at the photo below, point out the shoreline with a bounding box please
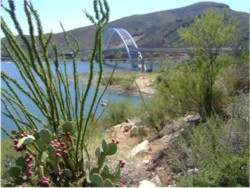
[77,70,157,97]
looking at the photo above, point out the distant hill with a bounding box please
[2,2,249,56]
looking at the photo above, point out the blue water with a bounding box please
[1,60,142,139]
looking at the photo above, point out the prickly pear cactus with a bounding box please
[9,166,21,178]
[62,121,74,135]
[103,179,113,187]
[63,169,73,178]
[90,173,104,187]
[89,139,123,187]
[39,129,52,144]
[106,143,117,155]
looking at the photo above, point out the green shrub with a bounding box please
[142,56,230,131]
[102,77,136,92]
[140,98,171,131]
[217,60,249,96]
[213,156,248,187]
[155,59,229,118]
[175,110,249,187]
[178,9,239,117]
[1,140,20,185]
[103,101,140,127]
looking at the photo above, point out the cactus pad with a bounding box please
[95,146,101,158]
[102,139,108,153]
[9,167,21,178]
[106,143,117,156]
[90,173,103,187]
[68,159,75,170]
[15,156,26,167]
[37,140,47,151]
[14,177,24,185]
[33,132,40,140]
[39,129,51,144]
[48,145,56,155]
[62,122,74,134]
[102,165,109,174]
[97,152,106,170]
[103,179,114,187]
[63,169,73,178]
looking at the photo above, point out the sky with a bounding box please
[1,0,249,36]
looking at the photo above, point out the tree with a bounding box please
[177,9,238,117]
[178,9,238,65]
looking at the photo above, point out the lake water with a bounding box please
[1,60,147,139]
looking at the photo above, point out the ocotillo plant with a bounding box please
[1,0,124,186]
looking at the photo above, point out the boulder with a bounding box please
[130,126,150,137]
[142,160,150,165]
[113,123,125,131]
[131,140,150,157]
[184,114,201,124]
[187,168,199,175]
[113,121,134,132]
[130,125,139,137]
[141,127,150,137]
[161,134,172,143]
[150,175,162,187]
[139,180,156,188]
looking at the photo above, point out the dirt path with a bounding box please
[135,76,156,95]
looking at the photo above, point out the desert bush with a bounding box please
[175,96,249,187]
[142,56,231,131]
[217,60,249,96]
[103,101,140,127]
[155,58,229,118]
[144,9,242,130]
[102,76,136,92]
[102,77,133,86]
[140,98,171,131]
[178,9,238,117]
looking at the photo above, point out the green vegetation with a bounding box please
[175,95,249,186]
[149,9,247,122]
[178,9,238,117]
[102,76,136,93]
[1,1,249,187]
[142,9,249,187]
[1,140,20,185]
[102,101,140,127]
[1,0,124,187]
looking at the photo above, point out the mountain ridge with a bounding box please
[1,2,249,56]
[53,1,249,51]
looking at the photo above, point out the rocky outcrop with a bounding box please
[131,140,150,157]
[139,180,156,188]
[183,113,201,125]
[138,175,162,188]
[112,119,134,132]
[110,115,201,186]
[150,175,162,187]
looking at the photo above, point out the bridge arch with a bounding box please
[103,28,143,70]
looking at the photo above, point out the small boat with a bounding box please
[100,100,108,106]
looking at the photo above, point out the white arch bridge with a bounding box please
[102,28,144,71]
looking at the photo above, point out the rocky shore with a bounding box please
[104,114,201,187]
